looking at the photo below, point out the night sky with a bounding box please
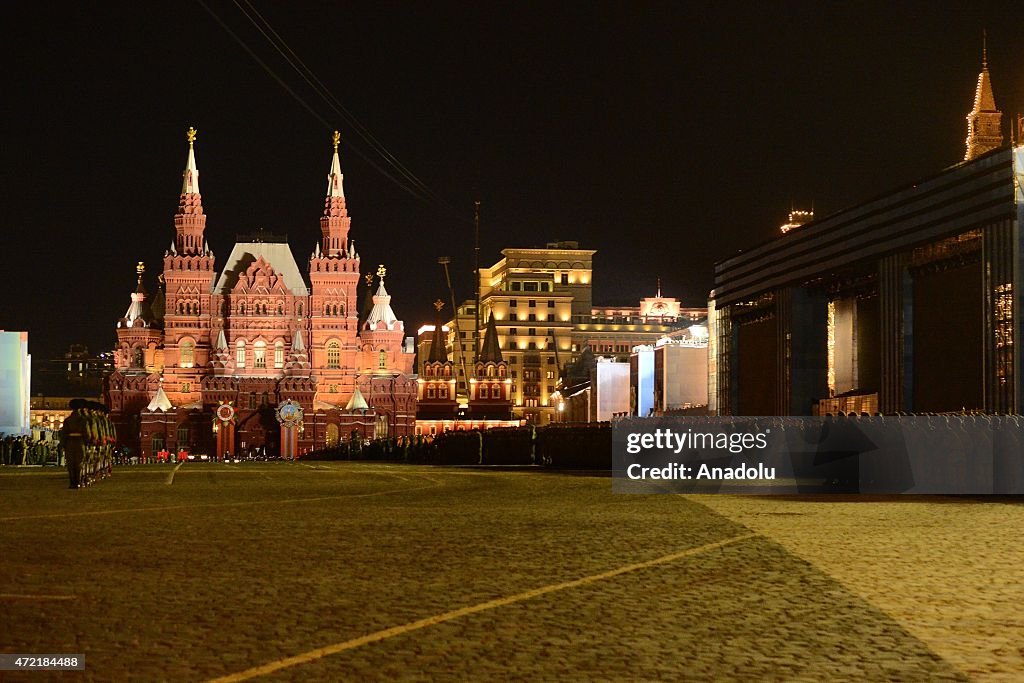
[2,1,1021,363]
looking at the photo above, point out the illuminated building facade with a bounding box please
[105,130,416,457]
[710,59,1023,415]
[474,243,588,423]
[455,243,706,423]
[577,288,705,361]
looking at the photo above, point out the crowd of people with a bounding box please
[0,434,61,466]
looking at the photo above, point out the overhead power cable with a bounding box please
[195,0,444,207]
[234,0,451,208]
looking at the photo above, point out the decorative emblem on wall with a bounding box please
[216,402,236,423]
[276,399,304,429]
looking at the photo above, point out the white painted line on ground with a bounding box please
[0,593,77,601]
[165,461,185,486]
[207,532,759,682]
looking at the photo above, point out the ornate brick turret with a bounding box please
[163,128,217,405]
[470,314,513,419]
[965,35,1003,161]
[174,127,208,255]
[418,300,457,417]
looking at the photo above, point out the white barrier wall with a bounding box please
[0,331,31,436]
[631,346,655,417]
[594,360,631,422]
[658,343,709,410]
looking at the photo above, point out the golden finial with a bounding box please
[136,261,146,275]
[331,130,341,151]
[365,272,374,286]
[186,126,197,146]
[434,299,445,312]
[377,264,387,278]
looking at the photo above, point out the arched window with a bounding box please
[498,365,506,377]
[239,301,246,315]
[277,303,284,315]
[326,423,340,446]
[327,341,340,369]
[132,347,144,368]
[274,341,284,368]
[180,340,194,368]
[254,341,266,368]
[297,303,303,316]
[236,340,246,368]
[487,365,495,377]
[378,349,387,369]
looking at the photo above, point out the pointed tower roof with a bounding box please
[146,385,173,412]
[181,126,200,195]
[971,66,997,114]
[215,329,228,351]
[428,299,448,363]
[365,266,399,330]
[345,386,369,411]
[327,130,345,199]
[478,314,503,363]
[174,126,207,255]
[292,328,306,352]
[122,262,153,328]
[964,33,1004,161]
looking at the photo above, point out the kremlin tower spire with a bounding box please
[174,126,207,255]
[964,32,1004,161]
[320,130,352,257]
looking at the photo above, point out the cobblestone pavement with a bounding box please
[0,463,1009,680]
[694,494,1024,681]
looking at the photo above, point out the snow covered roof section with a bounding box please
[213,241,310,296]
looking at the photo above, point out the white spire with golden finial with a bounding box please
[182,126,200,195]
[327,130,345,198]
[365,264,399,329]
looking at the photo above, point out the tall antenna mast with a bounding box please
[438,256,470,399]
[473,200,481,363]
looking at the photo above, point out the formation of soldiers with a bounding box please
[59,399,116,489]
[303,424,612,468]
[305,434,438,463]
[0,434,58,466]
